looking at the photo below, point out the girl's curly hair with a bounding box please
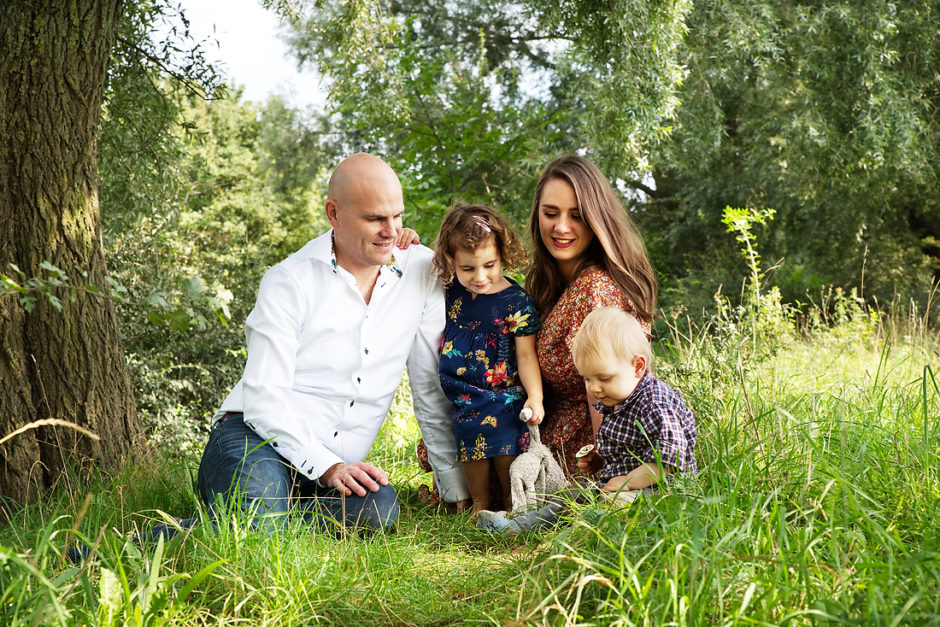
[432,204,527,285]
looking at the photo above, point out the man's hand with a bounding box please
[321,461,389,497]
[395,228,420,249]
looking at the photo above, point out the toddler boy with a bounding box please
[478,307,697,533]
[573,307,697,493]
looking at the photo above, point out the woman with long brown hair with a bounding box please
[527,155,657,475]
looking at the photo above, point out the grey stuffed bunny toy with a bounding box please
[508,410,566,514]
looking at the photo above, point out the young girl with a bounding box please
[433,204,545,513]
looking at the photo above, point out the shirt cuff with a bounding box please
[245,422,341,483]
[433,465,472,503]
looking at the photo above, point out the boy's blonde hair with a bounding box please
[571,307,653,372]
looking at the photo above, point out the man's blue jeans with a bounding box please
[149,413,399,542]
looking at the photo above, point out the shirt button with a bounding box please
[349,400,355,407]
[364,348,369,355]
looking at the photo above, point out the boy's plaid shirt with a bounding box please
[594,372,698,483]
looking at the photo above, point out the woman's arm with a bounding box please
[514,334,544,425]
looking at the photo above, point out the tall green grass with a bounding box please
[514,297,940,625]
[2,299,938,625]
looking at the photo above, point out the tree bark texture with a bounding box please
[0,0,141,503]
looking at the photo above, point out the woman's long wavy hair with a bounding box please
[525,155,657,321]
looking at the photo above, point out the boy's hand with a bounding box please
[396,228,420,249]
[576,449,603,476]
[602,462,668,492]
[602,475,630,493]
[523,400,544,425]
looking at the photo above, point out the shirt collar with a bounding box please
[328,230,403,278]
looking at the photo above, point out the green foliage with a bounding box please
[721,206,775,297]
[100,0,227,240]
[715,206,795,354]
[276,0,940,315]
[647,0,940,311]
[803,285,881,347]
[285,0,564,239]
[89,535,224,627]
[12,2,936,617]
[281,0,691,238]
[527,300,939,624]
[0,531,71,626]
[101,89,329,453]
[2,262,95,313]
[0,520,223,627]
[144,276,232,333]
[535,0,692,170]
[98,0,333,451]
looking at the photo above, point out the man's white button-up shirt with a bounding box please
[215,230,470,502]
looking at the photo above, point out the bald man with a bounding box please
[197,153,470,532]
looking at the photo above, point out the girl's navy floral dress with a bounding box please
[439,278,541,462]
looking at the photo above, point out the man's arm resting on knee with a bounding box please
[321,461,389,497]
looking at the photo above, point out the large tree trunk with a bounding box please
[0,0,141,503]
